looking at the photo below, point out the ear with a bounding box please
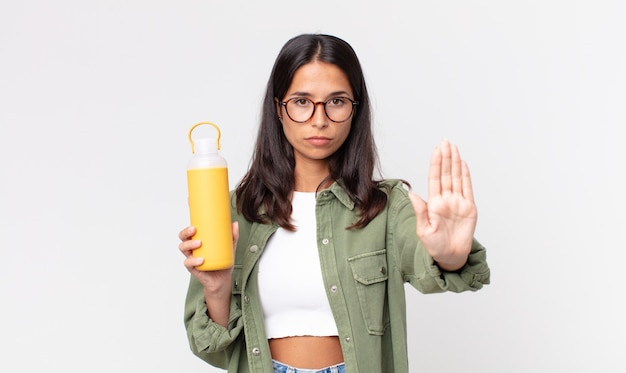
[274,98,283,120]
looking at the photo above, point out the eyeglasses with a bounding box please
[279,97,359,123]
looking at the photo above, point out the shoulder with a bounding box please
[377,179,410,198]
[229,190,251,227]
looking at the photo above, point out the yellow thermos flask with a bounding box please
[186,122,233,271]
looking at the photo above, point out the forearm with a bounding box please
[203,286,232,328]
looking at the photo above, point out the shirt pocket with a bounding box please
[347,249,388,335]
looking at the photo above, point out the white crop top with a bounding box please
[257,192,339,339]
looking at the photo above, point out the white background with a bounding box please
[1,1,625,372]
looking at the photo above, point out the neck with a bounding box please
[294,160,332,192]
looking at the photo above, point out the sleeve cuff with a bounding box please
[190,298,243,353]
[422,238,491,292]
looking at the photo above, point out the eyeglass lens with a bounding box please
[284,98,355,123]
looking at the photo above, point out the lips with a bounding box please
[305,136,331,146]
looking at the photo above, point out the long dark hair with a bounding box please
[235,34,388,230]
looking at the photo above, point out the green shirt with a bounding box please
[184,179,490,372]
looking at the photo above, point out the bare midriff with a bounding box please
[268,336,344,369]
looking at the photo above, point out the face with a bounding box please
[277,61,354,167]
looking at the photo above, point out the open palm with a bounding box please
[409,140,477,271]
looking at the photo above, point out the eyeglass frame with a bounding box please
[278,97,359,123]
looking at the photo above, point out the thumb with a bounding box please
[408,192,429,234]
[232,221,239,248]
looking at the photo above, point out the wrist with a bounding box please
[203,282,232,299]
[433,253,468,272]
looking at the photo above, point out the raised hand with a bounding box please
[408,139,477,271]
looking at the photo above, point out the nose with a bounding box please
[311,102,329,128]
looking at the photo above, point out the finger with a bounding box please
[450,143,462,194]
[184,256,204,271]
[428,145,442,199]
[178,226,196,241]
[179,238,201,256]
[461,160,475,203]
[408,192,429,235]
[439,139,452,193]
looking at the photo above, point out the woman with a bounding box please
[179,34,490,373]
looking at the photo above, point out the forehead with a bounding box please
[286,61,352,96]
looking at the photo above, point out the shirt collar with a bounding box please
[322,181,356,210]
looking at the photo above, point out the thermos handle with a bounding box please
[188,121,222,153]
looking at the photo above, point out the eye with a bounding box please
[292,98,311,107]
[328,97,348,107]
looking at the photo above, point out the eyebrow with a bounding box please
[287,90,353,99]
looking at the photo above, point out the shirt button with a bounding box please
[252,347,260,356]
[322,238,329,245]
[249,245,258,253]
[380,266,387,275]
[244,295,250,303]
[330,285,338,292]
[345,336,351,343]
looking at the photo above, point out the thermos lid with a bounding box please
[194,138,218,155]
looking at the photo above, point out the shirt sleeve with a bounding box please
[386,181,491,293]
[183,276,245,368]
